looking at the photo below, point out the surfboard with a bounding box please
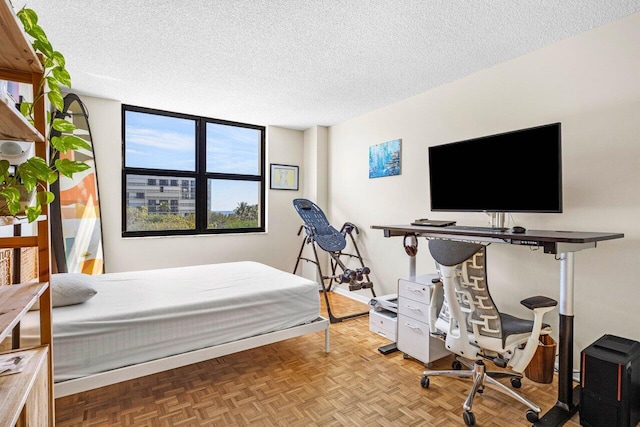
[51,93,104,274]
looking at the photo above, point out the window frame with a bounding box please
[121,104,266,237]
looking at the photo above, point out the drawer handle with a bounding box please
[406,286,425,294]
[404,304,421,312]
[404,322,421,330]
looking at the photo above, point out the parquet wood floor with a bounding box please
[54,292,581,426]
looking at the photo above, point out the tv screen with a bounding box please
[428,122,562,213]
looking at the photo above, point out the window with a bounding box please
[122,105,265,237]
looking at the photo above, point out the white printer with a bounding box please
[369,294,398,342]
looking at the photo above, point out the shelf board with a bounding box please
[0,346,48,426]
[0,235,39,247]
[0,0,43,75]
[0,96,44,142]
[0,214,46,228]
[0,281,48,343]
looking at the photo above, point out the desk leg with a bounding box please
[558,251,575,410]
[536,252,580,426]
[409,253,416,277]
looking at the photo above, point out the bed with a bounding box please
[20,261,329,398]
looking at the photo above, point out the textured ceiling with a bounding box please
[12,1,640,130]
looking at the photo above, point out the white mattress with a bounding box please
[21,261,320,382]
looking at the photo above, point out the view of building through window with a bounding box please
[122,106,265,236]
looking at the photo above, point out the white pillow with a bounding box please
[30,273,97,311]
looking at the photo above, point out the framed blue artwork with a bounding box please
[369,138,401,178]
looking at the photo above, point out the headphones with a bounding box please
[403,233,418,257]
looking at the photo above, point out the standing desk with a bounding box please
[371,224,624,426]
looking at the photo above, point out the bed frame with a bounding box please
[55,316,329,398]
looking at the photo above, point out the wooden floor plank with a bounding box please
[54,292,581,426]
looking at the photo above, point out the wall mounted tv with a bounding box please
[428,122,562,213]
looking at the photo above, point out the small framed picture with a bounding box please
[270,164,299,190]
[369,138,401,178]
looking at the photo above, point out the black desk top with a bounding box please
[371,224,624,245]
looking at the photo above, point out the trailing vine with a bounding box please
[0,5,90,221]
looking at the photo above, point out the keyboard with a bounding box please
[411,220,457,227]
[446,225,509,232]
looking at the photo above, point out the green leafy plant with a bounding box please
[0,6,90,222]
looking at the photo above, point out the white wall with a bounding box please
[302,126,328,207]
[327,11,640,362]
[79,94,306,273]
[298,126,329,281]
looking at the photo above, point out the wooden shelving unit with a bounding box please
[0,0,54,425]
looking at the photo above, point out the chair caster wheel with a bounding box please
[526,409,539,423]
[403,353,410,359]
[452,360,462,370]
[420,376,430,388]
[510,377,522,388]
[463,411,476,426]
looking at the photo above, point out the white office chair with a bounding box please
[421,239,557,425]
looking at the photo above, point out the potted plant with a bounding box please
[0,6,90,222]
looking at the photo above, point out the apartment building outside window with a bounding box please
[122,105,265,237]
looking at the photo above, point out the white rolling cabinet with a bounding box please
[397,274,450,367]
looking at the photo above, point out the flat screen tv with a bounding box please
[428,122,562,213]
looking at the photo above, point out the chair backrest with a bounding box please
[429,239,503,342]
[293,199,346,252]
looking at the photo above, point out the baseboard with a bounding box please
[332,287,372,305]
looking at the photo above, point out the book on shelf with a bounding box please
[0,351,32,376]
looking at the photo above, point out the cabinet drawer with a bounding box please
[369,309,397,341]
[398,274,439,303]
[398,298,431,324]
[397,318,449,364]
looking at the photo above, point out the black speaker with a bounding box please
[580,334,640,427]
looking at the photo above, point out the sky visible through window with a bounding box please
[207,123,259,175]
[125,111,195,171]
[125,111,260,212]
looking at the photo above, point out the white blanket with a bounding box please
[21,261,319,382]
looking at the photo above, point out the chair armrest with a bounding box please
[509,296,558,372]
[520,295,558,310]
